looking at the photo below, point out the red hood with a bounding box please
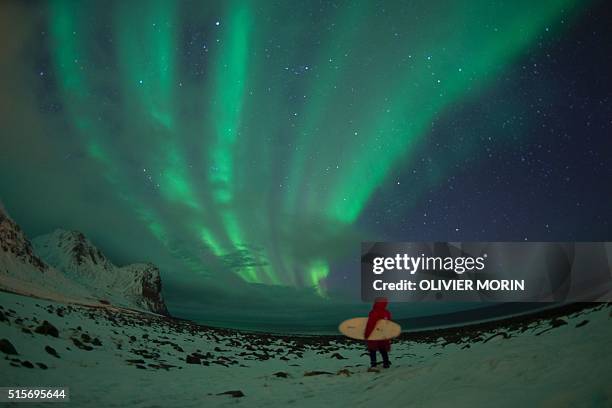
[372,298,388,312]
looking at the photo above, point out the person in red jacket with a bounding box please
[364,297,392,368]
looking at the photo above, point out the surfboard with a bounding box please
[338,317,401,340]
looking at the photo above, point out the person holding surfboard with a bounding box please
[364,297,392,368]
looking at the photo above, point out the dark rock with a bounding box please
[34,321,59,337]
[0,339,18,355]
[304,370,333,377]
[330,352,346,360]
[71,338,93,351]
[81,333,92,343]
[550,318,567,328]
[0,310,6,322]
[253,353,270,361]
[575,320,589,328]
[483,332,510,343]
[36,362,48,369]
[131,349,159,359]
[126,359,146,364]
[273,371,289,378]
[217,390,244,398]
[21,360,34,368]
[45,345,59,358]
[21,328,32,335]
[91,338,102,346]
[186,354,201,364]
[136,365,147,369]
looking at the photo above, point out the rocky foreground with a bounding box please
[1,290,611,407]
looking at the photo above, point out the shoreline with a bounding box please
[1,287,606,345]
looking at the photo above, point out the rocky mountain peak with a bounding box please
[0,207,168,316]
[32,230,169,316]
[122,262,169,316]
[0,206,47,272]
[34,229,112,272]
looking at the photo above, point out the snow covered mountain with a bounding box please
[0,206,168,315]
[0,206,91,302]
[32,229,168,315]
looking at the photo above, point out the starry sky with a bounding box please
[1,0,611,331]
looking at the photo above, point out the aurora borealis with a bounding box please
[2,0,612,329]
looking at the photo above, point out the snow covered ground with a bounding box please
[1,290,611,408]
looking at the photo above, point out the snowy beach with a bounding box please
[2,290,611,408]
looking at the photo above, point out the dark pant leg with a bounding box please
[369,350,377,366]
[379,348,390,364]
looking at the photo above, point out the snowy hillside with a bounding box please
[33,230,168,315]
[0,290,610,407]
[0,207,92,303]
[0,207,167,315]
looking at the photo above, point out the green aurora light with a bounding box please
[44,0,583,294]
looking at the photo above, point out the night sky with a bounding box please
[1,0,611,330]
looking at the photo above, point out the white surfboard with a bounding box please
[338,317,401,340]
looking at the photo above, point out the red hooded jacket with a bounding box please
[364,298,392,351]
